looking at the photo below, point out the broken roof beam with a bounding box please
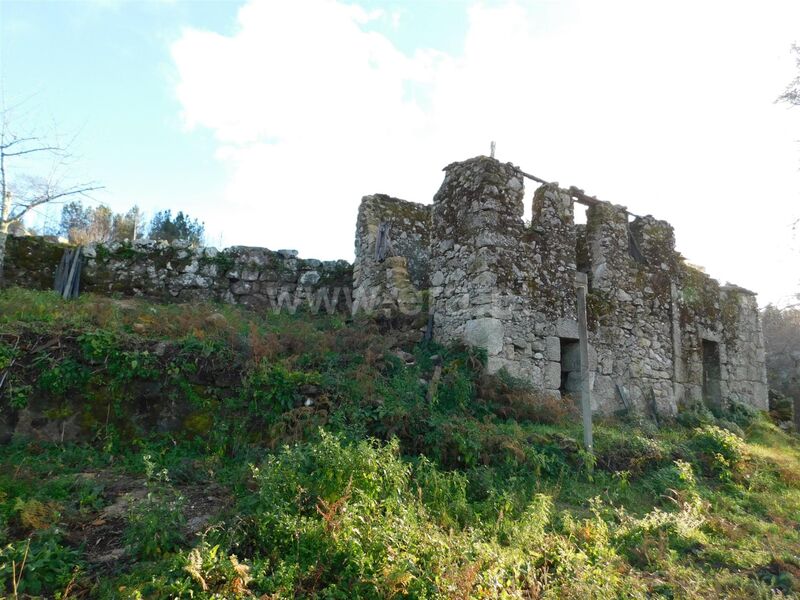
[514,167,641,218]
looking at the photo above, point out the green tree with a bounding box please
[113,205,144,241]
[148,209,204,245]
[59,201,144,244]
[59,200,91,242]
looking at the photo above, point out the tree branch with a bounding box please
[2,145,64,158]
[5,184,103,223]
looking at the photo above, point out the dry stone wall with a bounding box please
[352,194,431,317]
[5,235,352,313]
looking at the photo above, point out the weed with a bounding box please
[0,531,83,597]
[123,488,186,560]
[688,425,747,481]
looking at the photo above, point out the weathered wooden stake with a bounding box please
[575,272,593,455]
[490,141,496,158]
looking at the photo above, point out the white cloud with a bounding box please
[171,0,800,306]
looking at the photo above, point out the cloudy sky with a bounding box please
[2,0,799,306]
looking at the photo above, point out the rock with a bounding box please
[94,548,127,564]
[299,271,321,286]
[277,249,299,259]
[463,318,504,356]
[170,239,192,250]
[186,515,211,535]
[391,349,416,365]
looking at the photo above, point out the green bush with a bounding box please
[595,430,668,475]
[36,357,89,397]
[0,341,18,371]
[614,494,707,568]
[723,400,760,429]
[235,432,432,596]
[0,531,83,596]
[124,487,186,560]
[245,360,321,419]
[642,459,699,504]
[688,425,747,481]
[411,456,472,528]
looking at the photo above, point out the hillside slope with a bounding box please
[1,288,799,599]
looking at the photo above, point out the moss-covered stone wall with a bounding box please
[351,194,431,316]
[353,155,768,415]
[4,236,353,314]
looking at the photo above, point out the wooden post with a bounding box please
[490,141,496,158]
[575,272,593,455]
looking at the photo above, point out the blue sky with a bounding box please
[2,0,800,305]
[1,0,240,244]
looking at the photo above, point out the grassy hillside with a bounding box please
[1,288,799,599]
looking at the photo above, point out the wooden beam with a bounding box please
[514,167,642,218]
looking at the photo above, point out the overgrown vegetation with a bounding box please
[1,288,799,598]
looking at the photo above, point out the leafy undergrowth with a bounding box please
[1,288,799,599]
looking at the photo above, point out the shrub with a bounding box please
[595,431,668,475]
[124,487,186,560]
[14,498,61,532]
[688,425,747,481]
[0,341,18,371]
[235,432,431,595]
[676,403,716,428]
[481,371,578,424]
[615,494,707,568]
[412,456,472,528]
[36,357,89,397]
[722,401,760,429]
[0,531,83,597]
[183,542,253,596]
[642,460,699,506]
[244,360,321,420]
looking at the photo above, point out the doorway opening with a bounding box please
[560,338,581,398]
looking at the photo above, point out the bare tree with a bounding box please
[0,102,102,285]
[778,43,800,106]
[779,43,800,297]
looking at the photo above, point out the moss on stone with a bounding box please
[720,293,741,350]
[587,289,616,330]
[184,411,214,436]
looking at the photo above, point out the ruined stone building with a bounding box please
[353,156,768,416]
[4,155,768,416]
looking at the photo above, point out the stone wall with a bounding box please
[352,194,431,316]
[5,235,352,313]
[4,154,769,415]
[352,155,769,414]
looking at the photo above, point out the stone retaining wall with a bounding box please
[5,235,352,314]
